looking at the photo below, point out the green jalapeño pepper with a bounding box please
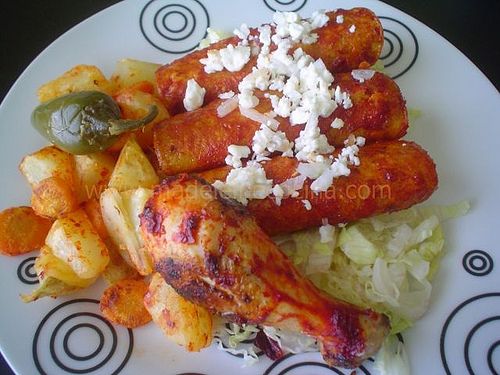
[31,91,158,154]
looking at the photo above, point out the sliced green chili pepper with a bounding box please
[31,91,158,154]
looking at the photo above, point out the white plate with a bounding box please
[1,0,499,374]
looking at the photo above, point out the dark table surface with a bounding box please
[0,1,498,374]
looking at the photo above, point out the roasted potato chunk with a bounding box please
[45,209,109,279]
[37,64,114,102]
[102,240,139,285]
[108,137,159,191]
[100,278,151,328]
[74,153,116,202]
[0,207,52,256]
[100,187,153,275]
[110,58,161,89]
[31,176,78,219]
[19,146,75,188]
[82,198,109,240]
[144,273,213,351]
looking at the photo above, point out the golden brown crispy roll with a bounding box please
[156,8,383,114]
[199,140,438,235]
[154,72,407,175]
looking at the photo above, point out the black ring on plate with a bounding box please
[464,316,500,375]
[263,353,371,374]
[487,340,500,374]
[140,0,210,54]
[163,10,188,33]
[33,299,134,375]
[380,36,394,60]
[154,5,196,41]
[380,29,403,68]
[263,0,307,12]
[50,312,117,373]
[17,256,38,285]
[440,293,500,375]
[378,16,419,79]
[62,323,105,361]
[462,250,494,276]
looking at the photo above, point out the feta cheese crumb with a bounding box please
[331,118,344,129]
[272,184,284,206]
[212,163,273,205]
[218,91,235,99]
[183,79,206,111]
[219,44,251,72]
[336,15,344,24]
[200,44,251,73]
[234,23,250,40]
[302,199,312,210]
[351,69,375,83]
[224,145,251,168]
[349,25,356,33]
[252,122,293,157]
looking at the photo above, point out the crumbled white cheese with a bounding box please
[234,23,250,40]
[212,162,273,205]
[331,118,344,129]
[238,90,259,109]
[351,69,375,83]
[225,145,251,168]
[219,44,251,72]
[336,15,344,24]
[218,90,235,99]
[349,25,356,33]
[294,116,335,162]
[200,44,251,73]
[334,85,353,109]
[183,79,206,111]
[252,122,293,157]
[272,184,285,206]
[310,10,330,28]
[302,199,312,210]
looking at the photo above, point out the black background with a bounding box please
[0,1,499,374]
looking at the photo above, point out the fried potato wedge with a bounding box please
[100,188,153,275]
[108,137,159,191]
[110,58,161,89]
[45,209,109,279]
[100,278,151,328]
[74,153,116,202]
[37,64,114,102]
[144,273,213,351]
[83,198,109,240]
[22,245,97,302]
[0,207,52,256]
[31,176,78,219]
[19,146,75,188]
[102,240,139,285]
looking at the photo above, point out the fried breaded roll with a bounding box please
[140,174,390,368]
[154,72,407,175]
[156,8,383,114]
[199,140,438,235]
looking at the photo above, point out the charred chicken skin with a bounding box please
[140,175,390,368]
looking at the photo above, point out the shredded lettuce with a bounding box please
[214,322,260,365]
[278,201,469,334]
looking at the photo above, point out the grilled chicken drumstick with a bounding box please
[140,175,390,368]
